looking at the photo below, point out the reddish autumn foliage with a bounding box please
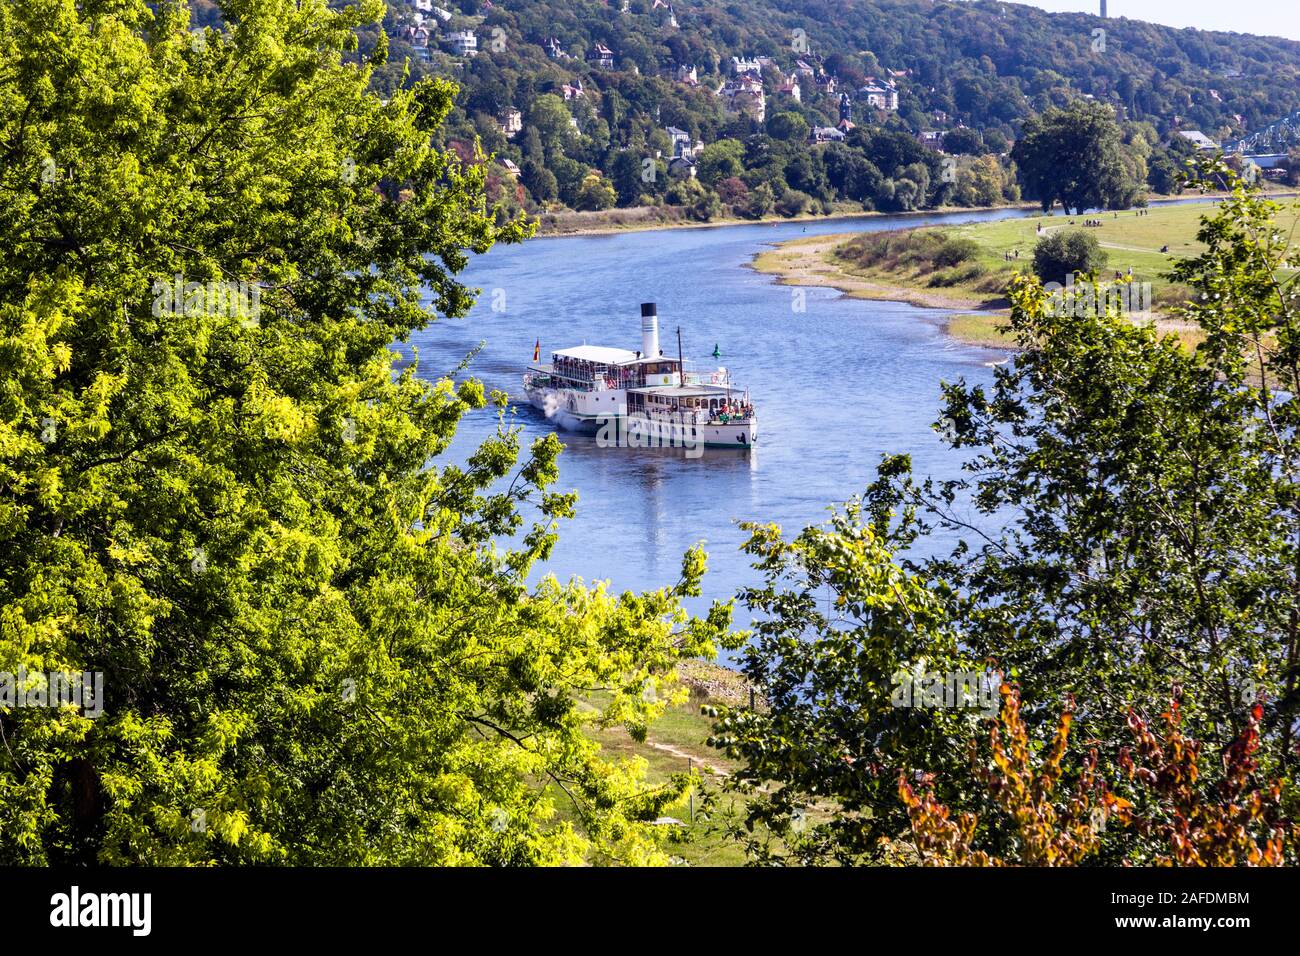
[1106,698,1290,866]
[900,688,1105,865]
[900,688,1293,866]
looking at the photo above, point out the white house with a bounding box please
[500,108,523,137]
[859,78,898,111]
[808,126,846,144]
[1177,129,1220,151]
[588,43,615,70]
[445,30,477,57]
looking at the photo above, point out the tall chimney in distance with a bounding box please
[640,302,660,358]
[1100,0,1107,17]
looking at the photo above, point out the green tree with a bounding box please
[774,188,812,217]
[574,171,618,211]
[741,182,776,219]
[549,154,589,207]
[522,159,559,203]
[766,111,809,143]
[1146,153,1182,195]
[0,0,732,865]
[526,93,575,152]
[1012,101,1138,214]
[696,139,745,188]
[609,151,649,207]
[712,166,1300,865]
[823,144,883,207]
[941,127,983,156]
[709,504,980,862]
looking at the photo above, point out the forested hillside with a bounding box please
[199,0,1300,218]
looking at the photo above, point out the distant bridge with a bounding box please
[1223,111,1300,155]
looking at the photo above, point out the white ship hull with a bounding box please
[524,301,757,451]
[525,385,756,449]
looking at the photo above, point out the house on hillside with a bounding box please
[777,74,802,103]
[404,24,431,53]
[544,37,568,60]
[499,109,523,138]
[917,129,944,149]
[859,78,898,111]
[665,126,702,160]
[588,43,615,70]
[676,63,699,86]
[445,30,477,57]
[808,126,846,144]
[731,56,772,77]
[561,81,585,101]
[719,75,766,123]
[1178,129,1220,151]
[668,155,697,179]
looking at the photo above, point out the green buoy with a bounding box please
[712,343,722,359]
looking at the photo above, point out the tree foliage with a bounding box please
[712,165,1300,866]
[369,0,1281,218]
[901,689,1293,866]
[1032,229,1109,283]
[1012,101,1139,213]
[0,0,732,865]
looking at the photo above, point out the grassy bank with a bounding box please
[750,196,1300,351]
[557,660,755,866]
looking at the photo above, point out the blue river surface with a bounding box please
[405,200,1210,633]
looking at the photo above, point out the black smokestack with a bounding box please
[641,302,657,317]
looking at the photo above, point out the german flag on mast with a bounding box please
[533,338,540,363]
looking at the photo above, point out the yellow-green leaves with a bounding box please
[0,0,722,866]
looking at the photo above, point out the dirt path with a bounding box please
[645,740,731,777]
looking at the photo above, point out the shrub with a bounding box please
[934,237,981,268]
[774,188,812,218]
[1032,229,1108,283]
[926,262,985,287]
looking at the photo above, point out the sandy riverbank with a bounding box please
[748,232,1003,311]
[746,231,1022,349]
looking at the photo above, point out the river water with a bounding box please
[407,203,1177,624]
